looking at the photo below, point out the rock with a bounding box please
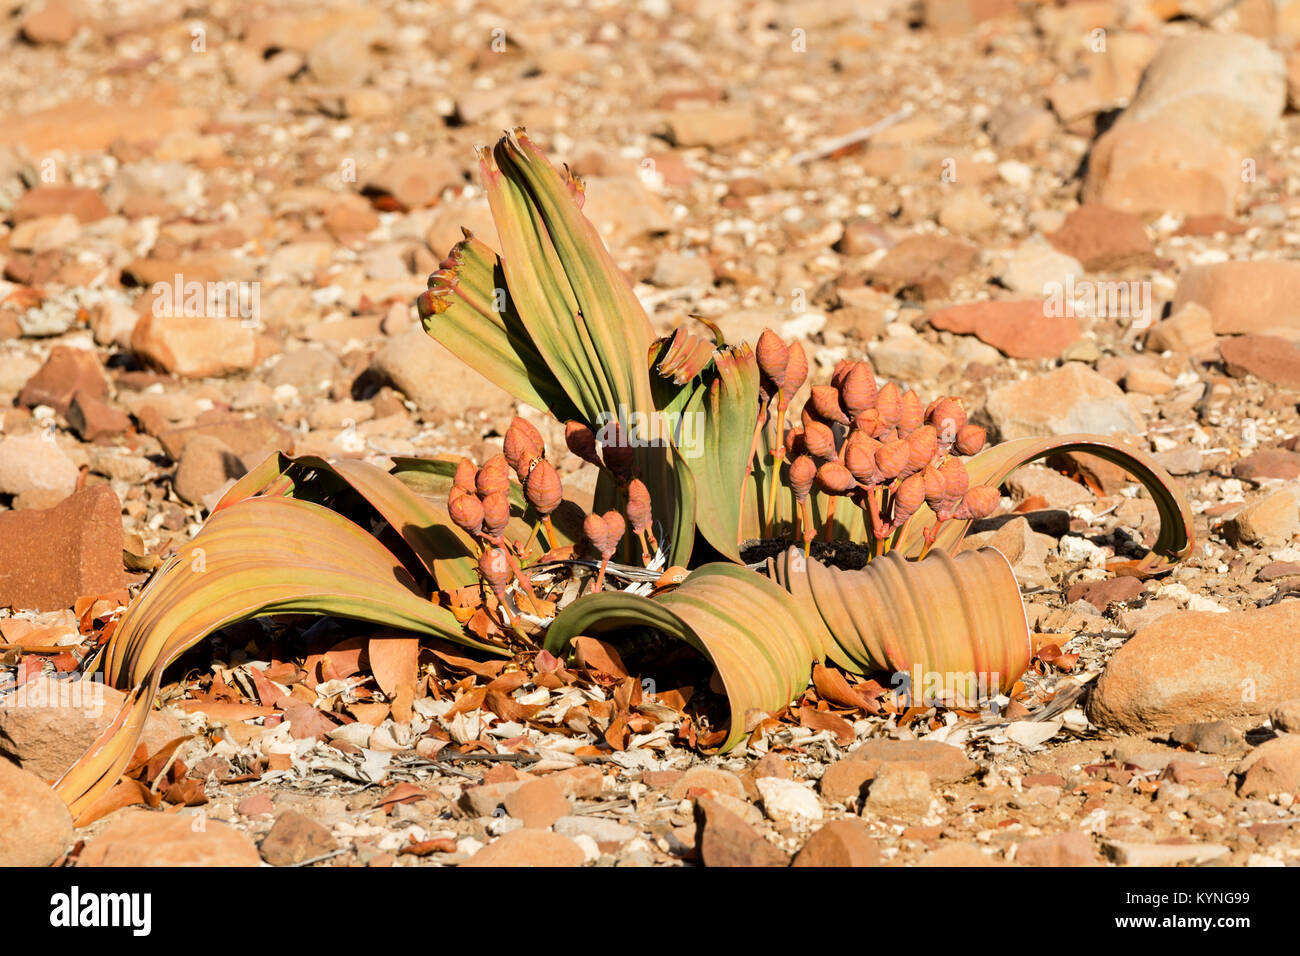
[1122,365,1174,395]
[1145,302,1217,356]
[12,186,108,223]
[917,843,1000,866]
[1065,576,1144,611]
[583,177,673,245]
[19,0,80,45]
[1048,204,1156,272]
[1082,120,1242,218]
[938,185,997,235]
[1260,562,1300,582]
[552,815,636,845]
[755,777,823,825]
[986,104,1057,150]
[0,758,74,866]
[370,330,513,416]
[1005,463,1092,509]
[1234,449,1300,481]
[16,346,109,415]
[985,363,1143,441]
[1000,237,1083,297]
[866,335,951,382]
[1271,699,1300,732]
[1089,602,1300,732]
[459,781,523,817]
[157,417,294,464]
[1236,735,1300,797]
[791,819,882,867]
[975,516,1053,590]
[78,809,262,866]
[693,796,789,867]
[870,235,979,301]
[0,432,79,498]
[929,300,1079,360]
[863,765,931,816]
[1153,448,1203,476]
[651,253,714,288]
[364,155,463,211]
[1172,261,1300,335]
[1103,840,1229,866]
[0,486,125,613]
[131,313,256,378]
[819,760,875,803]
[503,778,571,829]
[307,29,373,87]
[265,347,341,395]
[663,107,756,148]
[461,828,586,867]
[1170,721,1246,755]
[422,198,499,257]
[1118,33,1285,153]
[173,435,248,507]
[0,675,183,781]
[11,213,79,254]
[1220,335,1300,390]
[1016,831,1099,866]
[668,766,746,801]
[67,393,131,443]
[258,810,338,865]
[837,218,892,256]
[849,738,975,782]
[1227,490,1299,546]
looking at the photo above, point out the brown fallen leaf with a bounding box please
[368,633,419,722]
[571,636,629,681]
[798,705,855,745]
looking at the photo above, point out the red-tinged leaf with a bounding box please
[279,699,337,741]
[535,649,563,673]
[374,782,426,811]
[177,700,276,720]
[798,705,855,745]
[74,778,152,828]
[368,633,419,723]
[445,686,489,719]
[572,636,629,680]
[401,837,458,856]
[245,666,286,708]
[432,651,509,680]
[812,664,870,711]
[486,671,529,694]
[348,702,390,726]
[484,689,540,722]
[161,778,207,807]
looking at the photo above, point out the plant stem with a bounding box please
[764,389,784,536]
[742,401,769,543]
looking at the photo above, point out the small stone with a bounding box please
[259,810,338,866]
[866,335,951,382]
[870,235,978,301]
[0,758,74,866]
[583,177,673,245]
[935,299,1080,360]
[863,765,931,816]
[17,346,109,416]
[502,778,571,829]
[693,796,789,867]
[0,675,183,781]
[364,155,464,211]
[917,843,1000,866]
[1016,831,1099,866]
[1048,204,1156,272]
[237,794,275,817]
[11,186,107,223]
[650,253,713,288]
[938,186,997,235]
[668,766,746,801]
[1228,490,1299,546]
[1220,335,1300,390]
[837,218,892,256]
[1236,734,1300,797]
[850,738,976,783]
[0,486,125,613]
[1270,699,1300,732]
[1260,562,1300,582]
[173,435,247,507]
[552,815,636,845]
[131,313,256,378]
[985,363,1143,441]
[265,347,341,396]
[663,107,756,148]
[1090,602,1300,732]
[461,828,586,867]
[1005,463,1093,509]
[369,330,512,416]
[791,819,882,867]
[986,104,1057,150]
[1145,302,1217,356]
[819,760,875,803]
[755,777,823,825]
[1082,120,1242,218]
[67,393,131,442]
[1172,262,1300,335]
[1233,449,1300,481]
[1000,237,1083,297]
[1103,840,1229,867]
[1065,577,1144,611]
[0,432,79,499]
[78,809,263,866]
[1170,721,1246,755]
[307,29,373,87]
